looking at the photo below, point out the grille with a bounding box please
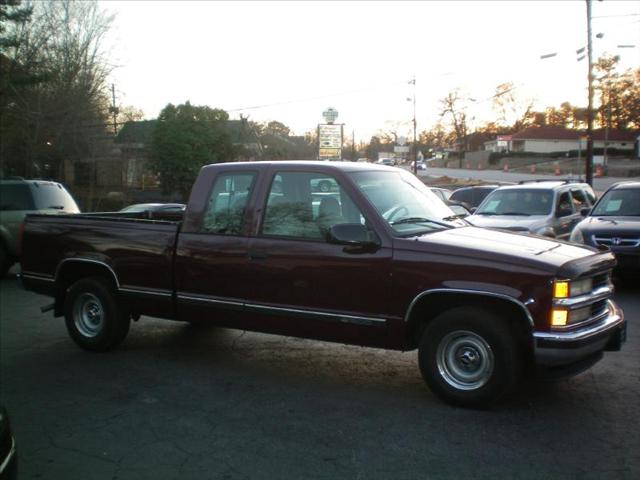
[593,235,640,248]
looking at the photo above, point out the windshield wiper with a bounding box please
[500,212,531,216]
[475,211,497,215]
[442,214,470,223]
[391,217,452,229]
[47,205,65,210]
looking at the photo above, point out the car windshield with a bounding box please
[349,170,461,236]
[591,188,640,216]
[475,189,553,216]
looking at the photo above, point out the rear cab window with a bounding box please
[202,172,257,235]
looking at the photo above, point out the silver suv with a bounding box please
[0,178,79,276]
[467,180,596,239]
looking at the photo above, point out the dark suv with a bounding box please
[468,180,596,240]
[570,181,640,276]
[449,185,499,210]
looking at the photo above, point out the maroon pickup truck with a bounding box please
[20,161,626,406]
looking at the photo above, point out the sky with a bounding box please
[100,0,640,142]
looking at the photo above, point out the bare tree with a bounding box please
[1,0,115,178]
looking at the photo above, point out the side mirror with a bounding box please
[580,207,591,217]
[470,207,477,214]
[328,224,380,252]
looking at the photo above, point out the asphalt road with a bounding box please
[1,272,639,479]
[416,167,632,192]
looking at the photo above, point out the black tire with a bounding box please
[0,245,13,278]
[64,277,130,351]
[418,307,521,407]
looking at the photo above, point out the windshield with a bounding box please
[349,170,461,235]
[591,188,640,216]
[475,189,553,216]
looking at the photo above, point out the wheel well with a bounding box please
[54,262,118,316]
[406,293,533,355]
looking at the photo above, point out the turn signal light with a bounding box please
[553,281,569,298]
[551,309,568,327]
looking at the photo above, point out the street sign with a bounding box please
[319,148,341,158]
[394,146,410,153]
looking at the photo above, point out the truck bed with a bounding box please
[21,213,181,311]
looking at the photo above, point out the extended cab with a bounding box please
[20,162,626,406]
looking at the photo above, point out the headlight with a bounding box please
[553,278,593,298]
[569,228,584,244]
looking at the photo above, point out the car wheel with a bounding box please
[418,307,521,407]
[64,277,130,351]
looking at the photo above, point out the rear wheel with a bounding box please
[418,307,521,407]
[64,277,130,351]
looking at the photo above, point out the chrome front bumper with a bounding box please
[533,300,626,366]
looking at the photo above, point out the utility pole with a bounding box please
[411,76,417,175]
[585,0,594,186]
[109,84,119,136]
[352,130,355,161]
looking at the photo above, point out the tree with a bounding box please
[150,102,232,199]
[594,55,640,129]
[0,0,114,178]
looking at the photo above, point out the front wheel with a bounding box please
[418,307,521,407]
[64,277,130,351]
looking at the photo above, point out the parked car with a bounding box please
[0,178,79,276]
[20,162,625,407]
[377,158,396,166]
[429,187,453,202]
[0,405,17,480]
[119,203,185,213]
[468,180,596,240]
[428,187,470,217]
[570,181,640,277]
[449,185,499,210]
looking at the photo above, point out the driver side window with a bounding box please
[261,171,366,241]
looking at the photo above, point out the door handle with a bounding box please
[249,252,269,261]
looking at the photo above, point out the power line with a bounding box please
[225,81,408,113]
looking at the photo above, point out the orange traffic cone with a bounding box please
[595,165,603,177]
[503,163,509,173]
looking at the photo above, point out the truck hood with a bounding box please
[467,214,547,232]
[397,226,613,277]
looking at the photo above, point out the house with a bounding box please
[484,126,638,154]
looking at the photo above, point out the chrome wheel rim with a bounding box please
[73,293,104,338]
[436,330,494,391]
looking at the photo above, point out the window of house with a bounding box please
[202,172,256,235]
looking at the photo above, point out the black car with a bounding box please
[449,185,499,210]
[570,181,640,276]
